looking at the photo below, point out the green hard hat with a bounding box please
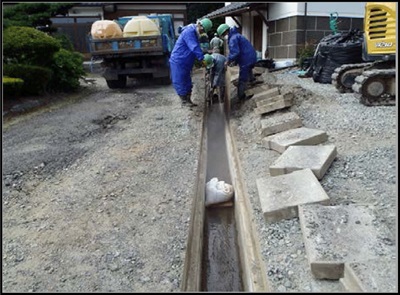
[204,54,213,69]
[199,18,213,33]
[217,24,230,37]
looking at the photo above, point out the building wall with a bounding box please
[267,15,364,60]
[267,2,365,60]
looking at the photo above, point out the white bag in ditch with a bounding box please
[205,177,234,207]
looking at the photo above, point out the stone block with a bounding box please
[269,145,337,179]
[254,99,292,115]
[299,204,396,280]
[253,88,280,103]
[339,258,397,292]
[230,74,239,83]
[263,127,328,153]
[256,93,293,108]
[256,169,330,222]
[260,111,302,136]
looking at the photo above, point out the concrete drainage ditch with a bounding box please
[181,70,269,292]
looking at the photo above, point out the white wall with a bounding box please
[68,7,103,17]
[268,2,366,20]
[117,4,187,11]
[225,2,238,28]
[304,2,365,18]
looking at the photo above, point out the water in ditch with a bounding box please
[201,102,243,291]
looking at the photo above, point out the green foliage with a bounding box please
[3,64,52,96]
[3,26,61,66]
[3,3,74,29]
[186,3,225,38]
[297,42,316,69]
[48,49,86,92]
[3,76,24,97]
[53,33,74,51]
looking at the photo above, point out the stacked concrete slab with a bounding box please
[253,87,293,115]
[249,74,394,291]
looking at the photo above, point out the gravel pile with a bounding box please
[229,68,397,292]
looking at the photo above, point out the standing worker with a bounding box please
[217,24,257,101]
[204,53,226,103]
[169,18,213,107]
[209,33,223,53]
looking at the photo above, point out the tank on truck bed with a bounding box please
[88,14,176,89]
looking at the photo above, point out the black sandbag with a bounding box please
[311,30,363,83]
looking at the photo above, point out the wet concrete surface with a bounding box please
[201,102,243,291]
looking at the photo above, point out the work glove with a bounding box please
[201,60,207,68]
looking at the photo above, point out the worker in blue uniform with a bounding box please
[217,24,257,101]
[204,53,226,103]
[169,18,213,106]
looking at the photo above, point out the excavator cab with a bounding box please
[332,2,396,106]
[362,2,396,62]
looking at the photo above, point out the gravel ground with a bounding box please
[2,67,396,292]
[228,68,397,292]
[2,72,205,292]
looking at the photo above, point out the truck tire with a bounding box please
[156,77,171,85]
[106,76,127,89]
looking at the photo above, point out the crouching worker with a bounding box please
[204,53,226,103]
[217,24,257,101]
[169,18,213,107]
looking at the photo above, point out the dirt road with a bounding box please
[3,74,205,292]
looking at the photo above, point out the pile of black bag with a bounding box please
[307,29,364,83]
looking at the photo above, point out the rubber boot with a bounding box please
[179,95,188,105]
[238,80,246,100]
[186,93,197,107]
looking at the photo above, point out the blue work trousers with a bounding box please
[170,61,192,96]
[238,64,255,99]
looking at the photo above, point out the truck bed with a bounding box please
[89,35,164,58]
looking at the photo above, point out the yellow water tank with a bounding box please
[91,20,123,39]
[123,16,160,37]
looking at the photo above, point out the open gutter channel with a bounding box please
[181,69,270,291]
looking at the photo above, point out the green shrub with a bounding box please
[3,26,61,66]
[52,33,74,51]
[297,42,316,69]
[3,76,24,97]
[48,48,86,92]
[3,64,52,96]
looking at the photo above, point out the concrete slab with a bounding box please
[230,73,239,83]
[260,111,302,137]
[256,94,284,108]
[339,258,397,292]
[256,169,330,223]
[254,99,292,115]
[298,204,396,280]
[245,84,274,96]
[229,66,239,75]
[269,145,337,180]
[263,127,328,153]
[253,88,280,103]
[256,93,293,108]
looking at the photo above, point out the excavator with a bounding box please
[331,2,396,106]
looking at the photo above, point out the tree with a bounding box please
[186,3,225,38]
[3,3,74,30]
